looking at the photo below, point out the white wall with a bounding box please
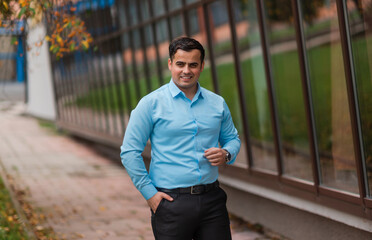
[26,22,56,120]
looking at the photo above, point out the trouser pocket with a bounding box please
[151,194,179,238]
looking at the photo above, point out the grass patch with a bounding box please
[0,176,29,239]
[0,174,60,240]
[38,120,65,135]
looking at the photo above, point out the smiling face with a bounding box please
[168,49,205,98]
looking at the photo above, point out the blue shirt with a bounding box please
[120,80,241,200]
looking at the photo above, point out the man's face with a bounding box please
[168,49,204,93]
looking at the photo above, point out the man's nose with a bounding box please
[183,66,191,74]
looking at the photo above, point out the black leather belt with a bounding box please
[157,180,219,195]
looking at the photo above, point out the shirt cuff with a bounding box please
[140,184,158,200]
[223,146,236,165]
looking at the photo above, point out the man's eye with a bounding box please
[177,63,184,66]
[190,64,198,68]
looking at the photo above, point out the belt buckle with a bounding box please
[191,185,204,195]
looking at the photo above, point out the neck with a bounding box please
[180,85,198,100]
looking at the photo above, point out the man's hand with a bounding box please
[147,192,173,213]
[204,147,227,166]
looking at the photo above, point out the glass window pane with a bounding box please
[263,0,312,180]
[301,0,358,193]
[209,0,248,168]
[153,0,165,16]
[210,1,229,27]
[121,32,139,109]
[168,0,182,10]
[186,0,199,3]
[171,15,184,39]
[132,29,147,98]
[347,0,372,196]
[102,41,119,137]
[187,8,213,91]
[143,25,162,91]
[140,0,150,21]
[189,9,200,36]
[128,0,138,25]
[155,19,171,80]
[235,0,276,172]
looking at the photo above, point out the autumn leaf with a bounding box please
[81,40,89,50]
[69,42,76,51]
[2,1,8,11]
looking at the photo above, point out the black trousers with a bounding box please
[151,186,232,240]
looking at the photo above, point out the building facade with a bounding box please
[51,0,372,239]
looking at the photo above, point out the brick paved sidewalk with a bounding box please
[0,101,265,240]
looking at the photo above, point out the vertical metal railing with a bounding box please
[164,0,174,42]
[291,0,320,189]
[136,0,152,93]
[255,0,283,175]
[124,0,142,102]
[182,0,191,36]
[335,0,367,202]
[202,2,219,93]
[81,50,98,131]
[148,0,165,86]
[226,0,253,168]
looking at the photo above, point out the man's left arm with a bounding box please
[204,100,241,166]
[218,100,241,164]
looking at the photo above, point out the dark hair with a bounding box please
[169,37,205,63]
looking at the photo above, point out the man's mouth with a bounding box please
[180,76,192,79]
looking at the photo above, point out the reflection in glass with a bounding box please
[143,25,162,91]
[187,9,214,92]
[128,0,138,25]
[189,9,200,36]
[102,41,119,137]
[140,0,150,21]
[171,15,184,39]
[347,0,372,196]
[209,0,248,168]
[263,0,312,180]
[153,0,165,16]
[168,0,182,10]
[301,0,358,193]
[120,32,138,110]
[155,19,171,83]
[235,0,276,172]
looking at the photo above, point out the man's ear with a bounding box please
[168,58,172,71]
[200,61,205,71]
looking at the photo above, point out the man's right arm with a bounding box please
[120,98,158,200]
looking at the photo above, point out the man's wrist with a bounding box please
[223,149,231,163]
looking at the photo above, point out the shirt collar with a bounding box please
[169,79,204,100]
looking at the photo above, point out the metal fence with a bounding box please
[51,0,372,220]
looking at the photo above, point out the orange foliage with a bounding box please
[0,0,94,58]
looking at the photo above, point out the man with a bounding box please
[120,37,241,240]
